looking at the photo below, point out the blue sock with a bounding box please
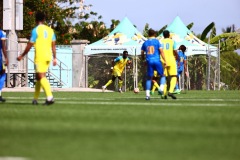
[146,79,151,90]
[160,76,166,85]
[0,73,6,90]
[175,84,179,90]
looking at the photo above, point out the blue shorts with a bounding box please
[146,60,163,77]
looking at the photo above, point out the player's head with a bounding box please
[35,12,46,23]
[163,30,170,38]
[148,29,156,37]
[179,45,187,53]
[123,51,128,59]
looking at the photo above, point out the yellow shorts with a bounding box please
[164,64,177,76]
[35,61,50,73]
[112,69,121,77]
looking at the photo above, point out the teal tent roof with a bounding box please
[84,17,147,56]
[159,16,218,57]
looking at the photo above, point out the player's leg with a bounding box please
[102,75,116,92]
[156,62,166,97]
[36,61,54,105]
[168,65,177,99]
[0,64,6,102]
[102,69,118,92]
[145,62,154,100]
[118,76,123,93]
[151,79,159,95]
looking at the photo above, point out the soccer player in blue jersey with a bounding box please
[174,45,188,94]
[17,12,57,105]
[0,29,8,102]
[102,51,131,93]
[141,29,166,100]
[161,30,178,99]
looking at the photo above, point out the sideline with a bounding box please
[2,87,113,92]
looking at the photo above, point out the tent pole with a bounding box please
[135,48,138,89]
[207,37,211,90]
[218,40,221,90]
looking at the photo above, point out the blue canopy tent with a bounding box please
[158,16,218,57]
[158,16,220,90]
[84,17,147,90]
[84,17,146,56]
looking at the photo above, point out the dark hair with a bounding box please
[123,50,128,54]
[179,45,187,53]
[163,30,170,38]
[123,50,128,59]
[35,12,45,22]
[148,29,156,37]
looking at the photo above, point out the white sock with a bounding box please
[146,90,150,97]
[47,96,53,101]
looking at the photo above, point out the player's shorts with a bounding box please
[112,69,121,77]
[0,62,3,72]
[177,69,183,77]
[35,61,50,73]
[147,60,163,77]
[164,63,177,76]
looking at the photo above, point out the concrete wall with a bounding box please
[71,40,89,88]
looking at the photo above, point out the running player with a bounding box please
[102,50,131,93]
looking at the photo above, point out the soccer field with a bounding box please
[0,90,240,160]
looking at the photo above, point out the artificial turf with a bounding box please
[0,90,240,160]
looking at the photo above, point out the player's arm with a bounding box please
[1,39,8,66]
[52,41,57,66]
[52,33,57,66]
[141,50,145,61]
[173,49,178,61]
[17,41,34,61]
[184,58,188,77]
[159,48,167,66]
[17,29,36,61]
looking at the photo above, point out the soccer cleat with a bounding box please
[32,99,38,105]
[168,93,177,99]
[173,89,181,94]
[150,91,154,95]
[43,98,54,106]
[102,86,106,92]
[118,88,123,93]
[0,96,6,102]
[145,96,150,100]
[158,90,163,95]
[161,95,167,99]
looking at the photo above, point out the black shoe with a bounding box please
[32,99,38,105]
[0,96,6,102]
[43,98,54,105]
[145,96,150,100]
[168,93,177,99]
[161,95,167,99]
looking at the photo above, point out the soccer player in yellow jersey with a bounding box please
[150,70,160,95]
[102,51,131,93]
[161,30,178,99]
[17,12,57,105]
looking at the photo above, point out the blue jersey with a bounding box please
[141,38,161,61]
[0,30,6,60]
[177,50,187,72]
[141,38,163,77]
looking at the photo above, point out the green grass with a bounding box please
[0,90,240,160]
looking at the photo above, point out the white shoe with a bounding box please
[118,88,123,93]
[102,86,106,92]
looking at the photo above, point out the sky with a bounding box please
[85,0,240,35]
